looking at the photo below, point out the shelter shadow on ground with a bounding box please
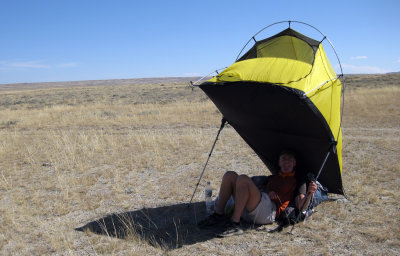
[75,202,254,249]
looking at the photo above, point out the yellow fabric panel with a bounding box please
[280,46,337,95]
[307,79,342,137]
[211,57,312,84]
[306,46,342,140]
[307,82,343,174]
[305,45,343,174]
[337,130,343,174]
[257,36,315,64]
[318,45,336,78]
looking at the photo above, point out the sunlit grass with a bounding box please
[0,80,399,255]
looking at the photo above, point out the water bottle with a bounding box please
[205,181,214,216]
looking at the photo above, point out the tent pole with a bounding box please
[189,117,227,205]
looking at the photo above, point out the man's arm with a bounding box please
[260,176,280,200]
[295,181,317,210]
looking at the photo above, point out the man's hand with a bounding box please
[268,191,278,200]
[296,181,318,210]
[308,181,317,195]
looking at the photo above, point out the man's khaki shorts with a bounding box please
[241,192,276,224]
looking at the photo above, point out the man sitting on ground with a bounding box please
[199,150,306,237]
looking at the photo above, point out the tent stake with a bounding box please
[189,117,227,205]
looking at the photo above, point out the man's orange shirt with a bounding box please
[265,171,296,217]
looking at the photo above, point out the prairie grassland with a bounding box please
[0,77,399,255]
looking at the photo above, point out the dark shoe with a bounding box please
[198,213,227,228]
[217,220,244,237]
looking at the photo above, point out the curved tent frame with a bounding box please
[236,21,344,74]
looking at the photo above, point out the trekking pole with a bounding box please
[288,142,336,234]
[189,117,227,205]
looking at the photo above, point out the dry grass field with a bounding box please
[0,74,399,255]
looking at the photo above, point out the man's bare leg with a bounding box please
[231,175,261,222]
[215,171,238,215]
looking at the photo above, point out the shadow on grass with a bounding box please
[75,202,245,249]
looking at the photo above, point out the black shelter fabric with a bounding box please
[200,81,344,195]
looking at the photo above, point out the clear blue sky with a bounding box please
[1,0,399,84]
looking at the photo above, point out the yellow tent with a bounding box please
[199,25,345,194]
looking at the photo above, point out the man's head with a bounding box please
[278,150,296,174]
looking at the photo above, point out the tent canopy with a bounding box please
[199,26,344,195]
